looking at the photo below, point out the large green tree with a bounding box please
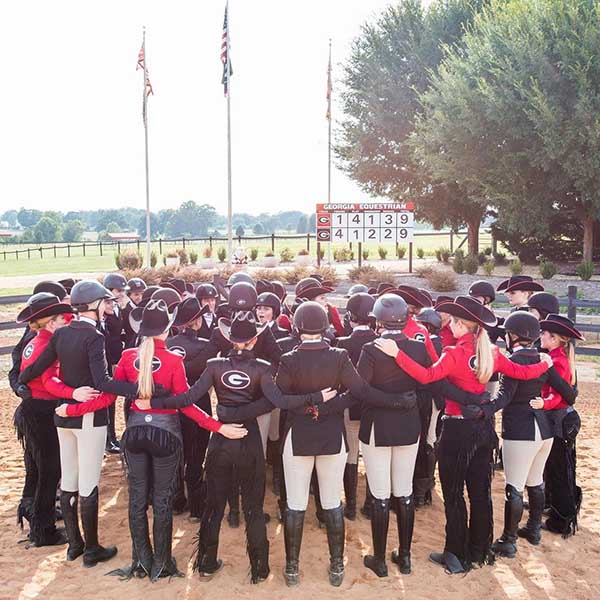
[164,201,217,238]
[414,0,600,261]
[33,217,62,242]
[336,0,490,253]
[62,219,85,242]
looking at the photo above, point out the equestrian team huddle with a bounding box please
[9,269,583,585]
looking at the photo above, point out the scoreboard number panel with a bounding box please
[316,203,415,244]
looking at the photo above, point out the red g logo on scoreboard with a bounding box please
[317,230,331,241]
[317,213,331,227]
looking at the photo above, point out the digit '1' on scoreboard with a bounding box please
[317,203,414,244]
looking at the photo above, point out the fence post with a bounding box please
[317,242,321,267]
[358,242,362,268]
[271,233,275,253]
[159,239,163,255]
[492,231,498,255]
[567,285,577,322]
[183,237,186,249]
[53,245,56,258]
[408,242,413,273]
[136,239,140,252]
[27,248,31,259]
[117,241,120,255]
[83,242,86,257]
[306,233,310,253]
[450,230,454,253]
[3,251,5,261]
[99,242,103,256]
[238,235,242,246]
[39,247,43,259]
[68,244,71,258]
[209,236,213,250]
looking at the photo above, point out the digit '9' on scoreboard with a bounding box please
[330,211,413,243]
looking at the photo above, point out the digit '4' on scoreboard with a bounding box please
[315,202,414,243]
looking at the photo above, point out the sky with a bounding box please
[0,0,398,217]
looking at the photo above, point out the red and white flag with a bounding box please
[326,43,332,120]
[137,35,153,125]
[221,1,233,96]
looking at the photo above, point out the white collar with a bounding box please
[353,325,371,331]
[78,316,97,327]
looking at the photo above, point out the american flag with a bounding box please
[221,2,232,96]
[137,39,154,125]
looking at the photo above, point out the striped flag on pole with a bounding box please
[221,1,233,96]
[326,42,332,120]
[137,35,153,125]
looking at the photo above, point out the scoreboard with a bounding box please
[316,202,415,243]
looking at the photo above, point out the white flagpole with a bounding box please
[226,1,233,262]
[143,27,151,267]
[327,39,332,265]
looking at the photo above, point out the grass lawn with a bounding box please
[0,231,495,278]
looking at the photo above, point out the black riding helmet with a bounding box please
[415,307,442,332]
[346,292,375,324]
[226,271,255,288]
[103,273,130,291]
[504,311,541,343]
[70,280,115,311]
[127,277,147,294]
[256,291,281,318]
[347,283,368,298]
[371,293,409,329]
[293,301,329,334]
[195,283,219,300]
[468,280,496,304]
[526,292,560,320]
[228,281,258,310]
[33,281,68,301]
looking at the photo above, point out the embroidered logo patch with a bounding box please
[414,333,426,343]
[221,370,251,390]
[23,344,34,360]
[468,355,478,371]
[169,346,186,359]
[133,356,162,372]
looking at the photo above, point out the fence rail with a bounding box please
[1,286,598,356]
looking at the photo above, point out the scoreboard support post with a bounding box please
[409,242,413,274]
[358,242,362,268]
[317,241,321,267]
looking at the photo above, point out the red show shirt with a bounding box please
[66,339,222,433]
[328,304,345,337]
[20,328,76,401]
[404,316,439,362]
[394,333,549,416]
[439,323,457,348]
[541,346,571,410]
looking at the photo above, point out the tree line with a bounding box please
[0,205,316,244]
[337,0,600,262]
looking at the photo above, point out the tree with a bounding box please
[164,201,217,238]
[336,0,489,253]
[33,217,62,242]
[235,225,245,237]
[62,219,85,242]
[18,208,42,228]
[137,213,160,239]
[252,222,264,235]
[157,209,175,235]
[296,215,308,234]
[415,0,600,261]
[308,213,316,232]
[1,210,18,227]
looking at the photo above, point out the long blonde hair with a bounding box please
[457,317,494,384]
[29,316,54,330]
[137,337,156,399]
[556,334,576,385]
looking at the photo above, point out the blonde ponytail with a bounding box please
[137,337,156,399]
[475,326,494,384]
[557,335,576,385]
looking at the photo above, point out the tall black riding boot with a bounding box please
[249,540,270,584]
[60,490,84,561]
[80,487,117,567]
[343,464,358,521]
[17,496,34,532]
[322,504,345,587]
[391,495,414,574]
[518,483,545,545]
[283,509,305,587]
[105,403,120,453]
[363,498,390,577]
[492,484,524,558]
[311,471,325,528]
[361,479,374,520]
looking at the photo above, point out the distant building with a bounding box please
[106,232,140,241]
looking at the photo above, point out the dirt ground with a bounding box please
[1,372,599,600]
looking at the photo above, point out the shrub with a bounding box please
[312,266,340,285]
[347,265,394,287]
[202,246,213,259]
[334,247,353,262]
[426,268,458,292]
[415,264,434,278]
[189,249,198,265]
[177,266,213,283]
[435,247,443,262]
[248,248,258,261]
[217,247,227,263]
[176,247,189,266]
[576,260,594,281]
[347,264,379,282]
[464,254,479,275]
[264,249,275,258]
[482,259,495,276]
[539,260,557,280]
[298,248,309,256]
[115,250,143,270]
[493,251,508,265]
[483,246,493,256]
[440,247,451,263]
[253,268,285,281]
[362,248,370,260]
[378,246,388,260]
[416,247,425,259]
[452,254,464,274]
[509,258,523,275]
[282,265,310,284]
[396,246,406,259]
[477,252,487,265]
[454,248,465,259]
[280,247,295,262]
[150,250,157,268]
